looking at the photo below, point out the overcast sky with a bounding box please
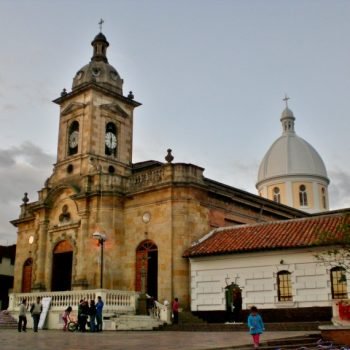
[0,0,350,245]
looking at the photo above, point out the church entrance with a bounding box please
[51,240,73,291]
[135,240,158,300]
[21,258,33,292]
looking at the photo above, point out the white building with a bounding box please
[256,101,330,214]
[185,211,349,322]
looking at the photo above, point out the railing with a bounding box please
[152,300,171,324]
[8,289,138,313]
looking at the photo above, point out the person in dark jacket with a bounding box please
[78,299,89,332]
[89,299,97,332]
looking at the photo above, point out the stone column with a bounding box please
[32,219,48,291]
[72,211,89,290]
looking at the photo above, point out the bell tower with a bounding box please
[50,31,141,185]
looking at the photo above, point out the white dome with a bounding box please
[257,107,329,186]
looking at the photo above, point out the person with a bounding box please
[78,299,89,332]
[18,298,27,332]
[30,297,42,332]
[247,306,265,348]
[172,297,179,324]
[96,296,104,332]
[89,300,96,332]
[62,306,72,331]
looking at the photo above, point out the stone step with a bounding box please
[0,311,17,329]
[161,321,331,332]
[113,315,164,331]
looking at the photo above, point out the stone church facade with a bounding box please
[11,32,306,309]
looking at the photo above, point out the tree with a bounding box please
[314,214,350,273]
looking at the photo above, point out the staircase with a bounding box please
[0,310,17,329]
[162,314,331,332]
[113,315,165,331]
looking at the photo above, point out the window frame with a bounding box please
[331,266,348,299]
[277,270,293,302]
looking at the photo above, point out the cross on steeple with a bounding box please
[283,94,290,108]
[98,18,104,32]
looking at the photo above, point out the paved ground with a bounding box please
[0,329,320,350]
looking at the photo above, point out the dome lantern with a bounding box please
[91,32,109,63]
[280,95,295,134]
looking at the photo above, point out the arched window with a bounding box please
[68,120,79,156]
[277,270,293,301]
[331,267,348,299]
[105,122,117,157]
[299,184,308,206]
[273,187,281,203]
[322,188,327,209]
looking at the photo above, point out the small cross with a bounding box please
[98,18,104,32]
[283,94,290,108]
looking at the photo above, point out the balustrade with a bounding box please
[8,289,138,313]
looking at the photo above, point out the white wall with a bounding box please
[190,248,348,311]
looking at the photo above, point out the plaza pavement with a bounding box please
[0,329,320,350]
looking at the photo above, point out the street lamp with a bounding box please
[93,232,106,289]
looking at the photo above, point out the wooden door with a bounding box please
[21,259,33,292]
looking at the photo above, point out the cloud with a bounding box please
[329,169,350,210]
[0,142,55,245]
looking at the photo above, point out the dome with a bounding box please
[72,32,123,94]
[257,107,329,186]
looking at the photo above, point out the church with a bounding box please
[10,31,308,311]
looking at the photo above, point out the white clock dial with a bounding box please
[105,132,117,149]
[142,212,151,224]
[69,131,79,148]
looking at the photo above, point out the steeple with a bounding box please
[280,95,295,134]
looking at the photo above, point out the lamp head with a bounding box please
[92,232,106,241]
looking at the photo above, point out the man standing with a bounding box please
[18,298,27,332]
[96,296,104,332]
[30,297,42,332]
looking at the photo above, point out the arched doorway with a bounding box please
[51,240,73,291]
[135,240,158,299]
[22,258,33,292]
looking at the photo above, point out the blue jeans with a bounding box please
[96,313,102,331]
[90,314,96,332]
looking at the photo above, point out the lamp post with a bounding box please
[93,232,106,289]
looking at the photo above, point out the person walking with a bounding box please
[30,297,42,332]
[18,298,27,332]
[96,296,104,332]
[62,306,72,331]
[172,298,179,324]
[247,306,265,348]
[89,300,96,332]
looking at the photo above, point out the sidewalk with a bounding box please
[0,329,320,350]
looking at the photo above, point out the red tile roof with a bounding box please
[184,212,350,257]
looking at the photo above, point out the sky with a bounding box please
[0,0,350,245]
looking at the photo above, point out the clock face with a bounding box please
[69,131,79,148]
[142,212,151,224]
[105,132,117,149]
